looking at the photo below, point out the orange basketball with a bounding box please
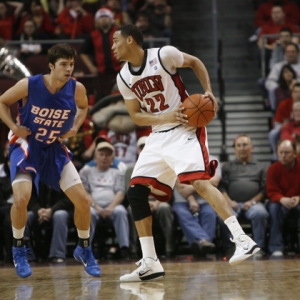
[182,94,215,127]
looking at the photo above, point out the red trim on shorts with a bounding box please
[196,127,210,171]
[178,171,212,185]
[129,177,172,202]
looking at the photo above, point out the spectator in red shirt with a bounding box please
[258,5,299,50]
[103,0,132,27]
[0,1,23,41]
[255,0,300,29]
[55,0,94,39]
[17,0,54,38]
[269,83,300,160]
[280,101,300,142]
[266,139,300,257]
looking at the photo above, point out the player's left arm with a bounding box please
[61,82,88,139]
[181,52,218,115]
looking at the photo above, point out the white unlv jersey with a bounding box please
[117,47,189,132]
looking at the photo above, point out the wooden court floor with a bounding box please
[1,257,300,300]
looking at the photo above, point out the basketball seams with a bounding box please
[183,94,214,127]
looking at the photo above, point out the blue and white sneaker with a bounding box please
[73,245,101,277]
[12,246,32,278]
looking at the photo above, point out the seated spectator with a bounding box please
[269,28,300,70]
[84,136,128,175]
[0,1,23,41]
[274,64,297,111]
[280,101,300,142]
[258,5,299,50]
[17,0,54,38]
[145,0,173,41]
[135,11,162,48]
[269,83,300,160]
[79,137,130,259]
[258,5,300,77]
[103,0,132,26]
[255,0,300,29]
[55,0,94,39]
[126,136,175,258]
[172,155,219,257]
[14,18,48,64]
[218,134,269,259]
[80,8,122,99]
[265,43,300,112]
[266,139,300,257]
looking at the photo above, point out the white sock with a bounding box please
[12,226,25,239]
[139,236,157,259]
[77,229,90,239]
[224,216,245,239]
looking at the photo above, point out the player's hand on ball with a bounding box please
[204,92,218,116]
[173,107,188,125]
[14,125,31,138]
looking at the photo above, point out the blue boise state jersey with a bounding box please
[18,74,77,145]
[9,74,77,195]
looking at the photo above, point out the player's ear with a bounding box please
[49,63,54,70]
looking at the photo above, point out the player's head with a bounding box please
[112,24,143,61]
[47,43,77,66]
[47,44,77,80]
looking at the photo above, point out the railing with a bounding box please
[217,39,228,162]
[260,33,300,78]
[4,37,170,48]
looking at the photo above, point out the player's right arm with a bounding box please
[0,78,31,138]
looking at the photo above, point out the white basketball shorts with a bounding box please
[130,125,217,202]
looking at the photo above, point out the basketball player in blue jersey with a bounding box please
[0,44,101,278]
[112,25,260,282]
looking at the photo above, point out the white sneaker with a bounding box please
[120,282,165,300]
[271,251,283,257]
[229,234,260,266]
[120,257,165,282]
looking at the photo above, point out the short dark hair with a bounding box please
[292,82,300,90]
[279,27,293,36]
[47,44,77,66]
[285,42,299,53]
[117,24,144,47]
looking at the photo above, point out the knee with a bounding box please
[52,210,69,222]
[75,194,90,213]
[113,206,127,217]
[192,180,210,196]
[13,195,30,211]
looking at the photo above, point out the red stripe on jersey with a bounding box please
[129,176,172,202]
[171,73,189,103]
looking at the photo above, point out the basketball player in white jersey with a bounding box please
[112,24,260,282]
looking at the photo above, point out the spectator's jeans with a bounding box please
[219,202,269,250]
[48,208,97,259]
[91,205,129,248]
[173,202,217,245]
[267,202,300,253]
[269,126,281,161]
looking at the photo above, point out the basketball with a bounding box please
[182,94,215,127]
